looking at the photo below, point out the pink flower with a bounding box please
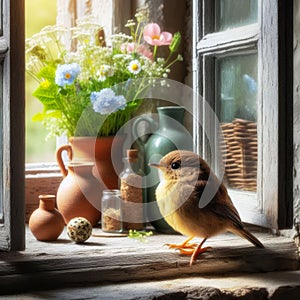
[137,44,153,60]
[121,42,153,60]
[121,42,135,53]
[143,23,173,46]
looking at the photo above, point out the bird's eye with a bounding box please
[171,162,181,170]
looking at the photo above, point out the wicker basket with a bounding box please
[220,118,257,192]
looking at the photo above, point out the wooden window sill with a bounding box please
[0,226,298,294]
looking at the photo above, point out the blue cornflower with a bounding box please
[90,88,127,115]
[55,63,81,86]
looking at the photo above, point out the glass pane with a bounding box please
[216,0,258,31]
[25,0,57,162]
[217,54,258,192]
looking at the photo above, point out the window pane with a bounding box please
[216,0,258,31]
[25,0,57,162]
[217,54,258,192]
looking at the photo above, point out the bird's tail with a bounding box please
[231,227,264,248]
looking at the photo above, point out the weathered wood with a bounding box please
[0,38,8,57]
[260,0,294,229]
[0,0,25,251]
[0,227,297,294]
[294,0,300,228]
[197,24,259,55]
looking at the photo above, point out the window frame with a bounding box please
[0,0,25,251]
[193,0,293,229]
[0,0,294,253]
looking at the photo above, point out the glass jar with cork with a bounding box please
[120,149,144,231]
[101,189,123,233]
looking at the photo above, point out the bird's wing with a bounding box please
[194,179,244,230]
[208,199,244,230]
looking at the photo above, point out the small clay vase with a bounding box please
[29,195,65,241]
[56,162,102,226]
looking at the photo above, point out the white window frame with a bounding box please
[0,0,295,254]
[193,0,293,229]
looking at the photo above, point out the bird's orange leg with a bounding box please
[189,238,211,266]
[165,236,198,252]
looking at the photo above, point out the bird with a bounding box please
[149,150,264,266]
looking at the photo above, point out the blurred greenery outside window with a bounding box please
[26,0,57,163]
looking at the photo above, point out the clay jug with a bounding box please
[56,161,102,226]
[56,136,125,189]
[29,195,65,241]
[132,106,193,233]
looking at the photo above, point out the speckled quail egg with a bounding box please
[67,217,92,243]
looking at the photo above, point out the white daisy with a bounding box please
[96,64,114,81]
[128,60,141,74]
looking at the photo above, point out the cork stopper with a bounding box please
[127,149,138,162]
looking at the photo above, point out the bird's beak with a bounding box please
[148,162,163,169]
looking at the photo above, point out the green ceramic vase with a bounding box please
[133,106,193,233]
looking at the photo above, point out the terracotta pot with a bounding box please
[56,162,102,226]
[56,136,125,189]
[29,195,65,241]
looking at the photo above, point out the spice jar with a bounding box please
[120,149,144,231]
[101,189,123,232]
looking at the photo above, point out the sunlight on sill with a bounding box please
[25,162,61,175]
[0,225,298,294]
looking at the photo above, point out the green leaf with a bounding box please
[45,110,62,118]
[43,102,60,111]
[32,82,58,106]
[169,32,181,53]
[32,110,62,123]
[38,65,56,81]
[32,112,45,122]
[128,230,153,242]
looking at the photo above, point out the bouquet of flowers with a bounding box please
[26,9,182,138]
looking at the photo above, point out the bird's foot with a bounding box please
[189,246,212,266]
[177,248,196,255]
[175,245,211,256]
[165,242,198,250]
[165,237,212,265]
[165,236,197,251]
